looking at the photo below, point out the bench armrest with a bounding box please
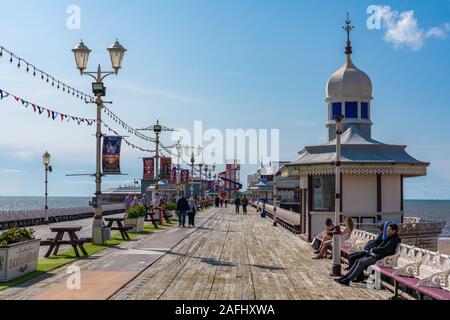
[393,260,422,277]
[375,253,400,268]
[418,269,450,289]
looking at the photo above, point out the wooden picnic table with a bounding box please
[104,217,132,240]
[42,226,91,258]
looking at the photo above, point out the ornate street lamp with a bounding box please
[332,114,344,277]
[42,151,52,225]
[72,39,126,245]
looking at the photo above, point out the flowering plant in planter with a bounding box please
[125,205,147,232]
[0,228,40,282]
[0,228,35,247]
[125,205,147,219]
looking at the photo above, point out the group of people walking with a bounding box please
[176,195,198,228]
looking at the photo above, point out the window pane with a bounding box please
[345,102,358,119]
[332,103,342,120]
[312,175,335,211]
[361,102,369,119]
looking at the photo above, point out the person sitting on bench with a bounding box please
[336,223,401,286]
[346,222,390,270]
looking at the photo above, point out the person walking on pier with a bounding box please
[176,195,189,228]
[241,196,249,214]
[188,198,198,227]
[124,194,133,213]
[234,196,241,215]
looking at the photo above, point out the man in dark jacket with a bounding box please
[234,197,241,214]
[176,195,189,227]
[346,224,386,269]
[336,223,401,286]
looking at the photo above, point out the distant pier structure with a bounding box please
[281,16,430,241]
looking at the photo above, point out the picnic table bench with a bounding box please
[40,226,91,258]
[104,217,132,240]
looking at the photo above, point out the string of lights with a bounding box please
[102,105,156,143]
[0,44,95,102]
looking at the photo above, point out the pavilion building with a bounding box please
[281,16,429,241]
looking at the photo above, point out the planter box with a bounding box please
[0,239,41,282]
[125,216,145,233]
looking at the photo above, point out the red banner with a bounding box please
[170,166,177,183]
[160,157,172,180]
[143,158,155,180]
[181,170,190,183]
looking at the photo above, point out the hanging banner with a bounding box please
[170,166,177,183]
[160,157,172,180]
[143,158,155,180]
[102,136,122,175]
[181,170,190,183]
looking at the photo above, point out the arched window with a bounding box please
[361,102,369,119]
[345,102,358,119]
[332,102,342,120]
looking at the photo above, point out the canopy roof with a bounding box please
[282,125,429,177]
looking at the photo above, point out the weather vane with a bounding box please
[343,12,354,56]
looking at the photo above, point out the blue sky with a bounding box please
[0,0,449,199]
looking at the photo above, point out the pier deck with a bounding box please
[113,207,390,300]
[0,207,391,300]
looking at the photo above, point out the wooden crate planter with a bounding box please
[125,216,145,233]
[0,239,41,282]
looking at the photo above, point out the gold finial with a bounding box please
[343,12,354,56]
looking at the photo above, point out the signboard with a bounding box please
[143,158,155,180]
[170,166,177,183]
[181,170,190,183]
[102,136,122,175]
[160,157,172,180]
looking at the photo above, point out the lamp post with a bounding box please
[72,39,127,245]
[43,151,51,225]
[190,151,195,198]
[332,114,344,277]
[176,142,182,197]
[273,173,278,227]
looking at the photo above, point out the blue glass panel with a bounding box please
[345,102,358,119]
[361,102,369,119]
[332,102,342,120]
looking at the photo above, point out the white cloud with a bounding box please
[378,6,450,51]
[0,169,25,174]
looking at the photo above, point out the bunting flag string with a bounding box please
[102,121,157,153]
[102,106,156,143]
[0,44,95,102]
[0,88,95,126]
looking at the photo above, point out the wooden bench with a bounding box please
[314,230,450,300]
[370,246,450,300]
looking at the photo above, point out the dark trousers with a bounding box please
[348,251,370,269]
[242,205,247,214]
[343,256,378,281]
[178,211,186,226]
[235,205,240,214]
[188,212,196,226]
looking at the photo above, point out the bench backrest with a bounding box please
[417,252,450,280]
[396,244,424,269]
